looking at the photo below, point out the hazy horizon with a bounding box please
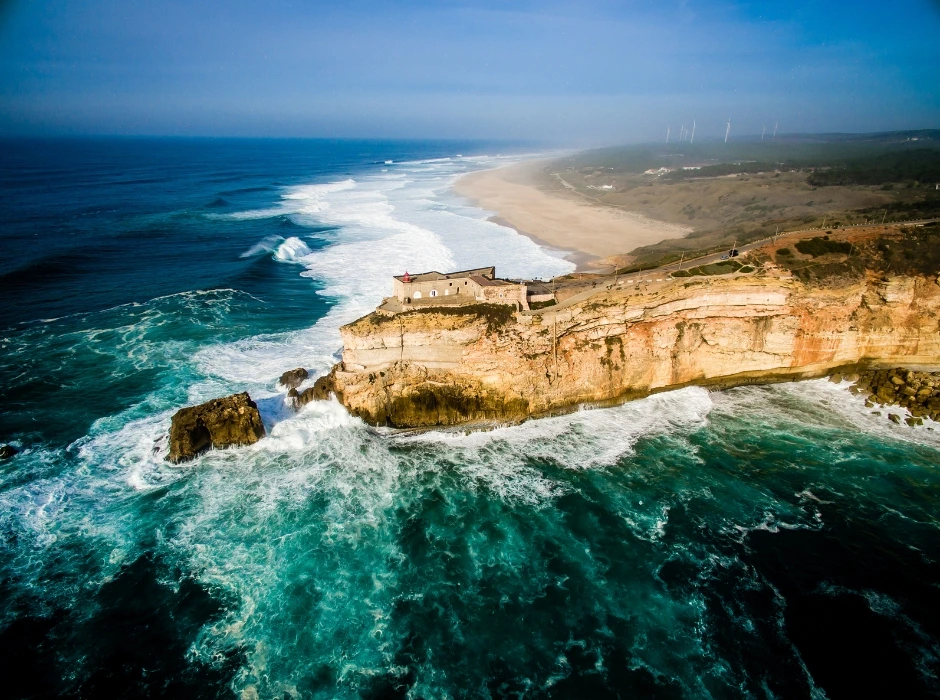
[1,0,939,145]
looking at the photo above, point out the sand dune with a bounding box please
[454,160,691,269]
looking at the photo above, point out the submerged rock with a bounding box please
[167,392,265,463]
[0,444,18,460]
[279,367,309,389]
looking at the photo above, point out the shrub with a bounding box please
[776,248,792,256]
[795,237,853,257]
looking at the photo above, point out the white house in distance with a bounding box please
[392,266,529,310]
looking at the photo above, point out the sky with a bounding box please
[0,0,938,144]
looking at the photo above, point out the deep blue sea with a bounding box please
[1,138,939,699]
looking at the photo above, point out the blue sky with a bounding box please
[1,0,938,143]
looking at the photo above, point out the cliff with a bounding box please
[319,233,940,428]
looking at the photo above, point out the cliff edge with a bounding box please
[319,229,940,428]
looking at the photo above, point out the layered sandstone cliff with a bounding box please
[319,268,940,428]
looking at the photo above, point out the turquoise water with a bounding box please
[1,139,939,698]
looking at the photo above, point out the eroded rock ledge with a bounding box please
[316,271,940,429]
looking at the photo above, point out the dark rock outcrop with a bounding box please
[167,392,265,464]
[279,367,309,389]
[0,445,18,460]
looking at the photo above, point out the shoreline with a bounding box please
[453,159,692,272]
[484,214,600,272]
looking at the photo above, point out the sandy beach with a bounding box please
[454,159,692,270]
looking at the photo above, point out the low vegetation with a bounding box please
[671,259,754,277]
[807,150,940,187]
[411,303,516,331]
[794,237,853,257]
[769,225,940,287]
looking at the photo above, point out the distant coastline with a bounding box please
[453,159,692,271]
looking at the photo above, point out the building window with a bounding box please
[414,291,422,299]
[430,289,437,297]
[445,289,449,295]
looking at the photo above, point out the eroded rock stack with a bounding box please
[286,375,334,411]
[279,367,309,389]
[847,368,940,426]
[167,392,266,463]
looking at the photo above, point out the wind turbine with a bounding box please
[680,124,685,141]
[690,119,696,144]
[761,125,766,141]
[666,126,670,143]
[724,118,731,143]
[773,121,778,141]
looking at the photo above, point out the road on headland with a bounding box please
[545,216,940,293]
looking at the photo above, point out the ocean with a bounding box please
[1,138,938,699]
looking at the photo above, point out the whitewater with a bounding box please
[1,139,938,699]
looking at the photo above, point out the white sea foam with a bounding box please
[713,379,940,450]
[400,386,713,470]
[240,235,284,258]
[273,236,313,262]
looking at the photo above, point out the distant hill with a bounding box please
[560,130,940,184]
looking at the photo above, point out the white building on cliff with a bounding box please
[392,266,529,310]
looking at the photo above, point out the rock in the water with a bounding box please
[292,374,335,410]
[0,444,18,460]
[167,392,265,463]
[286,387,300,410]
[279,367,309,389]
[888,413,902,424]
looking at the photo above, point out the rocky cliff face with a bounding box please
[320,271,940,429]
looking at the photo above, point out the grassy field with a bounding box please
[540,131,940,268]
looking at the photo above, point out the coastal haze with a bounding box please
[2,1,940,699]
